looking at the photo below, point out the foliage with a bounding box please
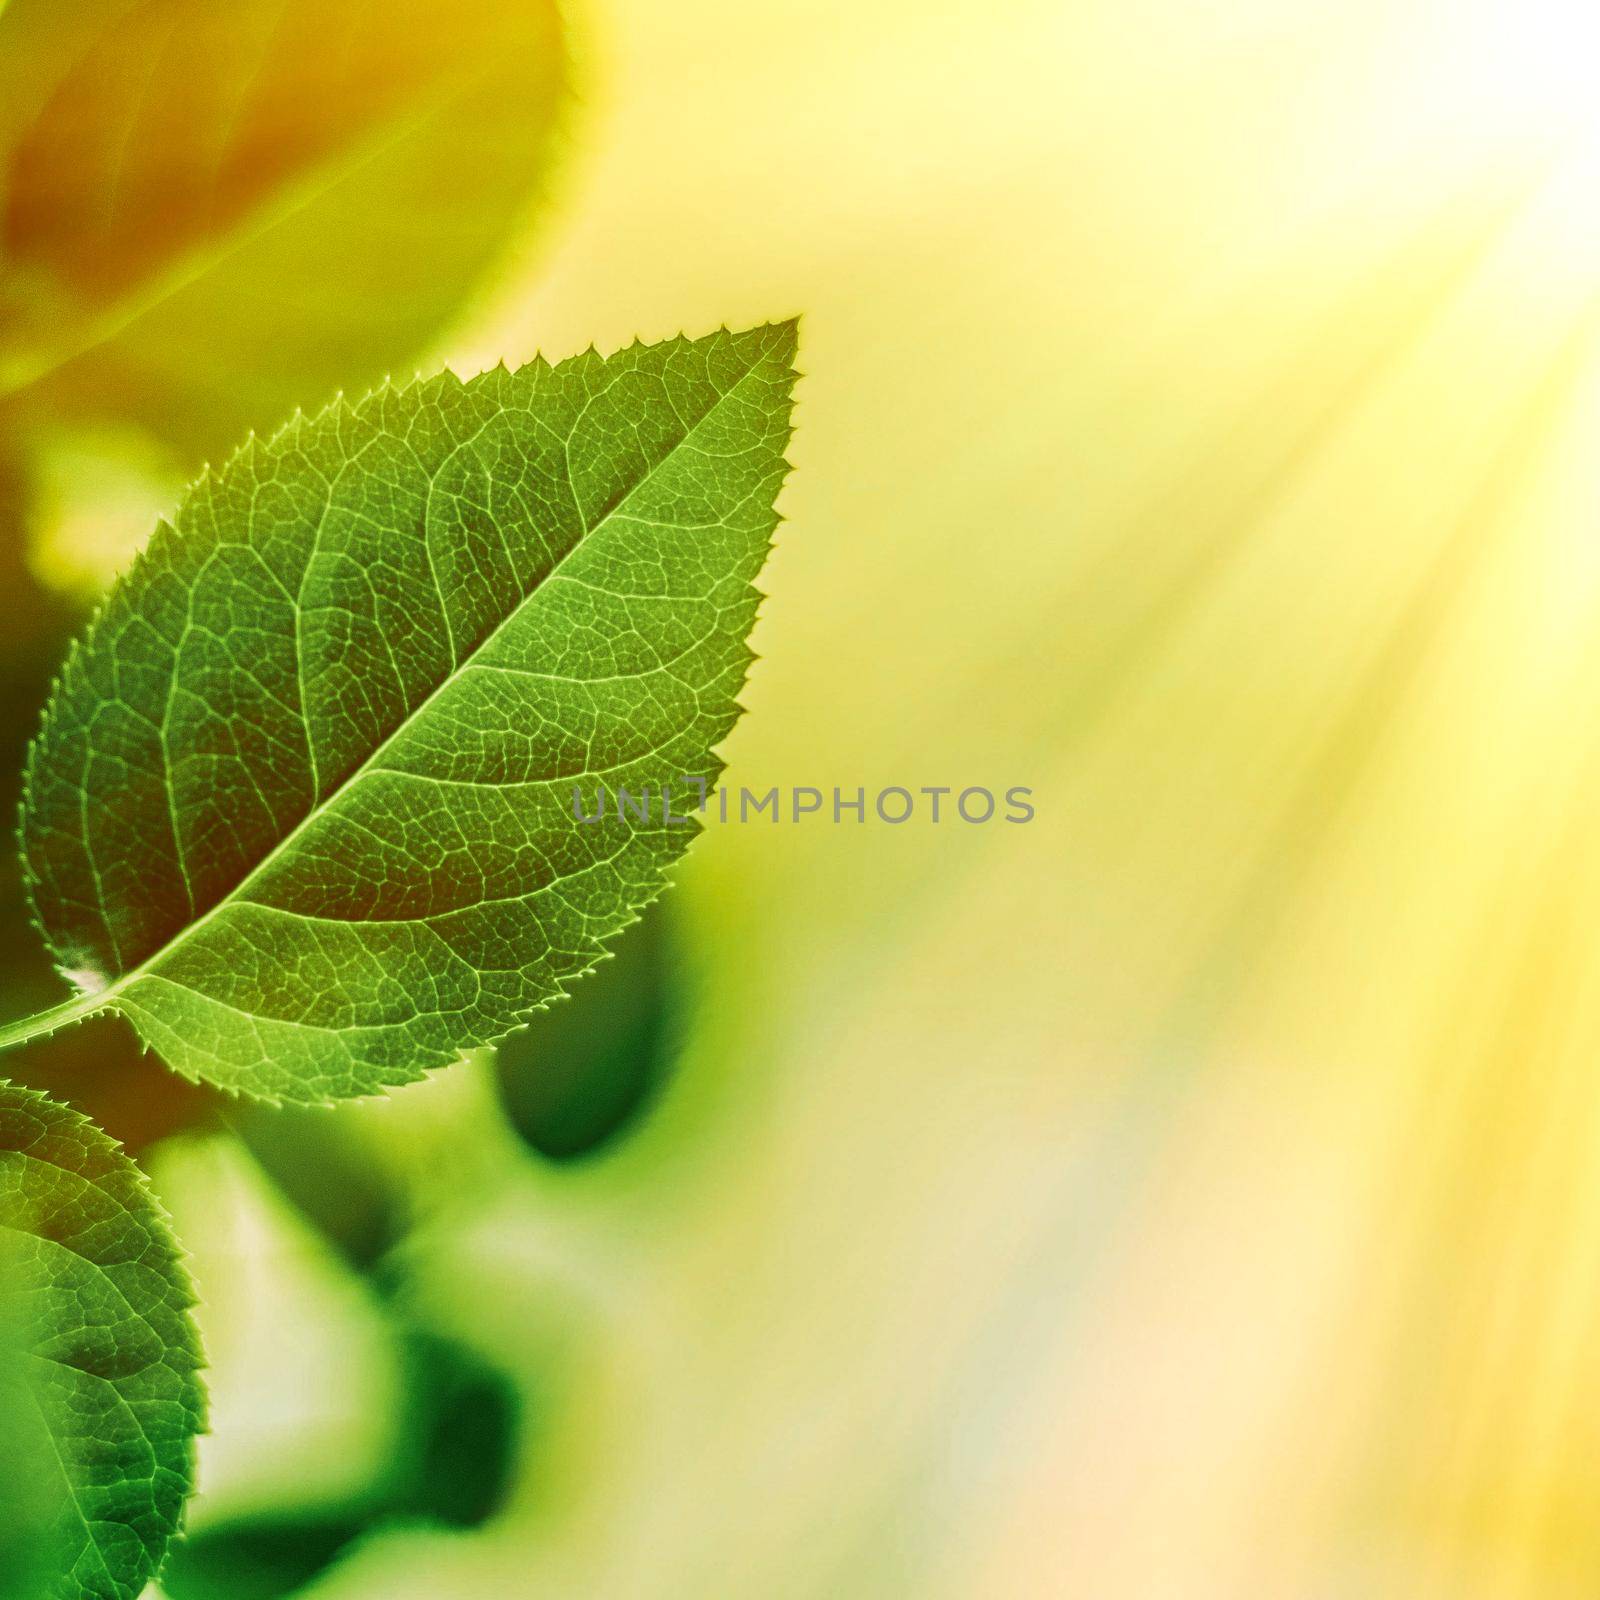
[20,324,797,1102]
[0,1081,203,1600]
[0,322,797,1596]
[0,11,801,1599]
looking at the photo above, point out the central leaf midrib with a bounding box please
[101,347,774,1004]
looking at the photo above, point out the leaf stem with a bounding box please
[0,990,111,1055]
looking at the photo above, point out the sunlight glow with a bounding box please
[1460,0,1600,162]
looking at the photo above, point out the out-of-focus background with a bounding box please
[6,0,1600,1595]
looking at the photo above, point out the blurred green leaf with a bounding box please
[390,1328,520,1528]
[233,1103,408,1274]
[494,898,681,1160]
[160,1517,365,1600]
[19,324,799,1104]
[0,0,568,458]
[160,1330,516,1600]
[0,1080,204,1600]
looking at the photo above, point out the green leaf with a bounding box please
[0,1079,204,1600]
[20,323,799,1104]
[0,0,567,456]
[160,1331,519,1600]
[0,1252,61,1600]
[494,897,680,1160]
